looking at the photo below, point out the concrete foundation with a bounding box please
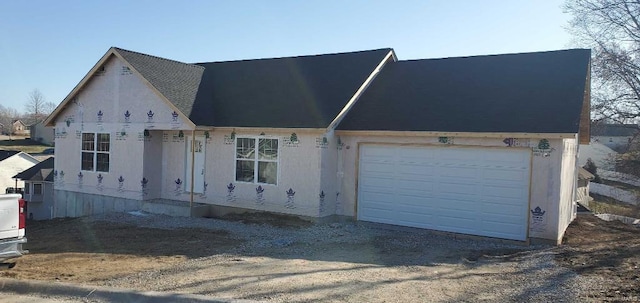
[54,190,141,218]
[141,199,210,217]
[53,190,211,218]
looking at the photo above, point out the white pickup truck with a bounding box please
[0,194,27,268]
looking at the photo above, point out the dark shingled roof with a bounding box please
[591,124,639,137]
[0,150,19,162]
[337,49,591,133]
[189,49,392,128]
[114,48,204,121]
[13,157,54,182]
[115,47,390,128]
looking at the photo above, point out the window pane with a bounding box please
[235,160,254,182]
[33,184,42,195]
[24,184,29,194]
[82,133,95,151]
[236,138,255,159]
[258,161,277,184]
[258,139,278,160]
[81,152,94,171]
[97,133,110,152]
[96,153,109,172]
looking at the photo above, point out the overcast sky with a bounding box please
[0,0,575,112]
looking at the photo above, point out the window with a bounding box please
[235,137,278,184]
[24,184,30,195]
[33,183,42,195]
[81,133,110,172]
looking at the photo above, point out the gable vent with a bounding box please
[121,66,132,75]
[95,65,106,76]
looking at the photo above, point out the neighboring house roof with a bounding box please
[190,49,392,128]
[337,49,591,133]
[0,150,20,162]
[13,157,54,182]
[591,124,639,137]
[578,167,595,180]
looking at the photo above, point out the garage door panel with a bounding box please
[358,144,530,241]
[482,168,528,181]
[480,185,527,198]
[361,162,397,174]
[479,201,526,214]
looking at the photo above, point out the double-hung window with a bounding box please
[33,183,42,195]
[81,133,110,172]
[235,137,278,185]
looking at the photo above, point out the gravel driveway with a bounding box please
[78,212,594,303]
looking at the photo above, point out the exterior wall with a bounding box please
[0,154,39,191]
[52,55,191,213]
[30,121,54,145]
[158,129,324,217]
[143,130,163,200]
[557,137,579,241]
[319,132,339,217]
[24,181,54,220]
[338,134,567,241]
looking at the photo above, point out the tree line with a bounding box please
[1,89,56,135]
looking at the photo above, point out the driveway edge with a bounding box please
[0,278,262,303]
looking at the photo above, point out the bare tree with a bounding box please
[0,104,21,136]
[24,89,55,124]
[564,0,640,122]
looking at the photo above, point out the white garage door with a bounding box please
[358,144,531,240]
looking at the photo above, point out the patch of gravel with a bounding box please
[89,212,597,302]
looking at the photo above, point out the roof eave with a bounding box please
[334,130,578,139]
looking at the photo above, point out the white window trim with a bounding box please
[234,136,280,186]
[81,132,111,172]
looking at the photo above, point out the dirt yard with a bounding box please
[558,214,640,301]
[0,212,637,302]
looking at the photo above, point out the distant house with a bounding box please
[0,150,39,192]
[12,120,29,136]
[13,157,54,220]
[29,121,54,145]
[576,167,595,207]
[591,123,639,151]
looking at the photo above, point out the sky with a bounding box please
[0,0,576,112]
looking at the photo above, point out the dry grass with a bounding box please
[590,193,640,218]
[0,138,50,154]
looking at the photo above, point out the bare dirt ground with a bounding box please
[0,217,241,282]
[1,210,638,302]
[558,214,640,301]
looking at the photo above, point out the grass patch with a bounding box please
[0,138,50,154]
[590,193,640,218]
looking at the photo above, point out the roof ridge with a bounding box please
[397,48,591,63]
[193,48,393,65]
[113,47,204,70]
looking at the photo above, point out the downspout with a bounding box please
[190,129,195,216]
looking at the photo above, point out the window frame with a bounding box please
[33,183,43,195]
[81,132,110,173]
[234,136,279,185]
